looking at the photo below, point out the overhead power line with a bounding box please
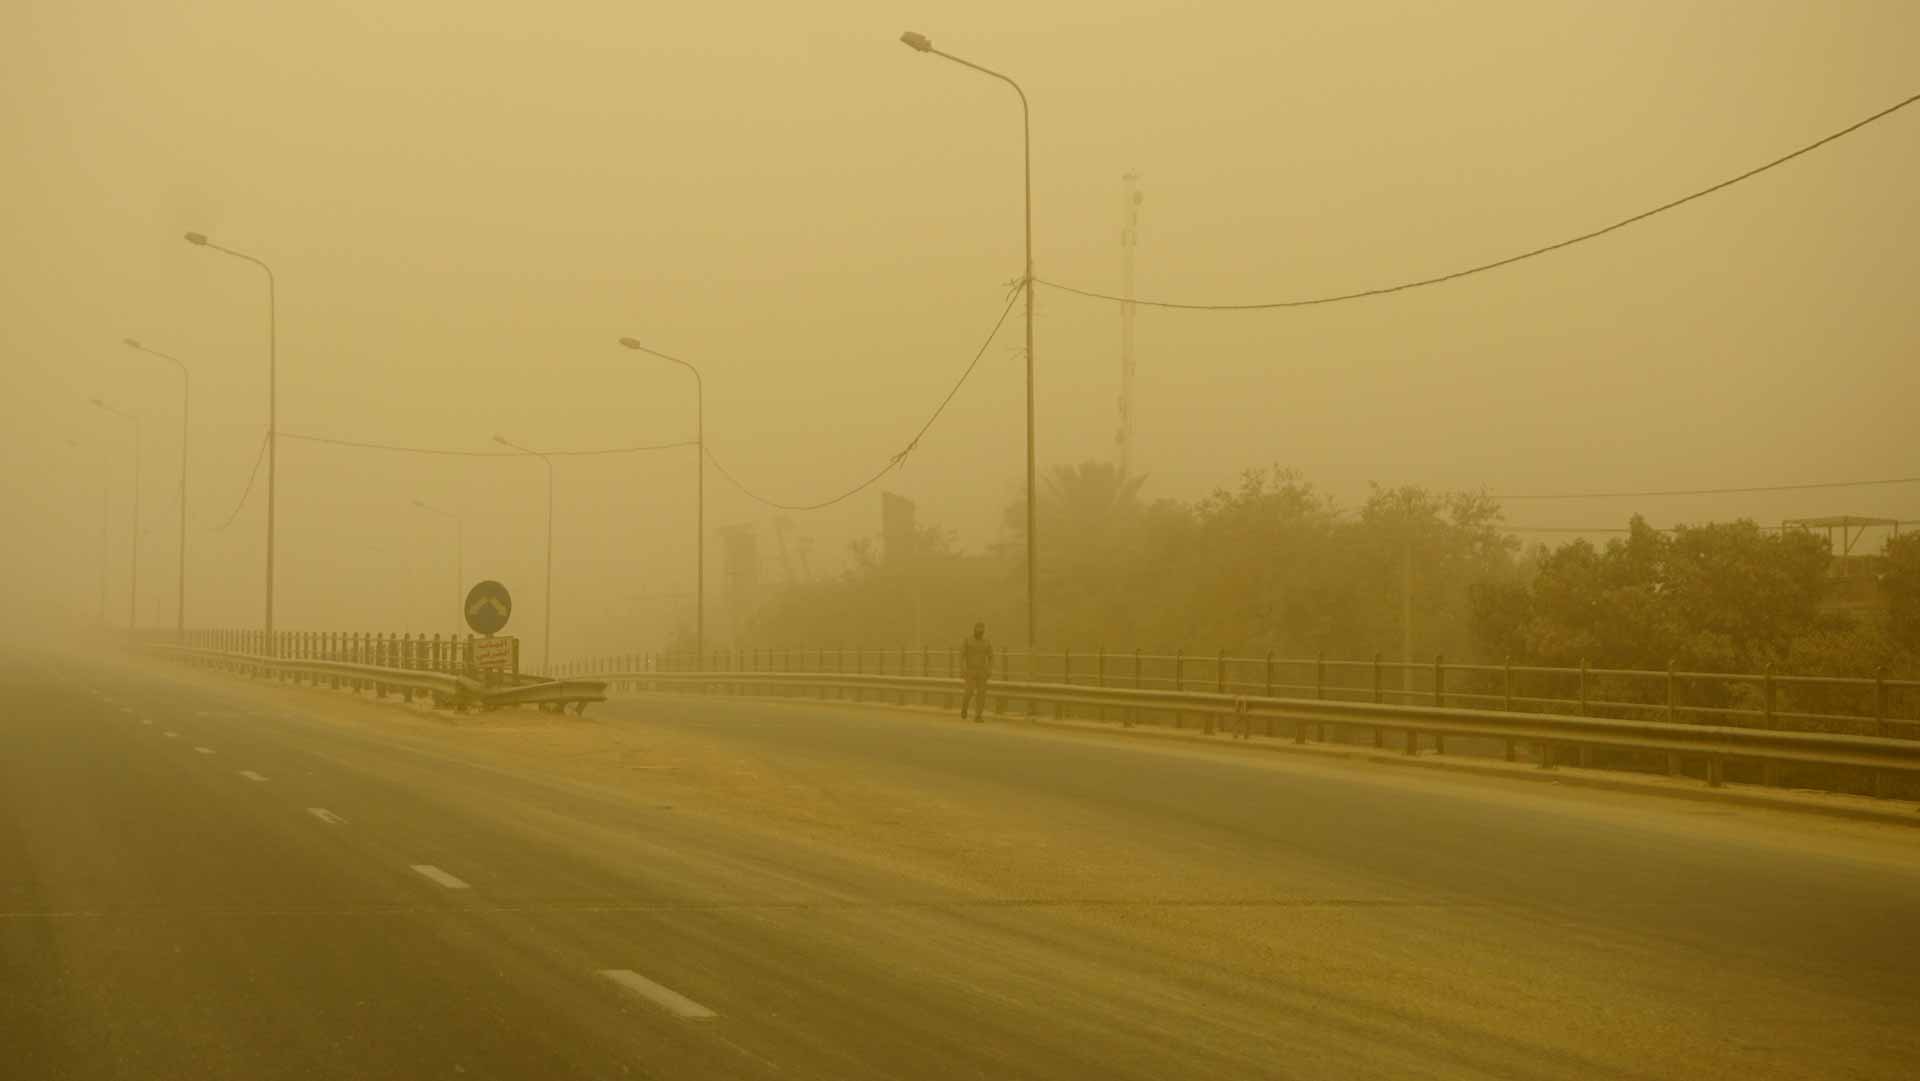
[1035,90,1920,312]
[704,283,1023,512]
[279,431,696,457]
[212,432,270,533]
[1494,474,1920,500]
[1503,519,1917,536]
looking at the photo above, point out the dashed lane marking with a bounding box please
[410,865,471,890]
[163,731,180,739]
[306,808,346,826]
[238,770,268,782]
[194,747,215,755]
[597,969,718,1019]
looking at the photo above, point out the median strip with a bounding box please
[410,865,470,890]
[596,969,718,1019]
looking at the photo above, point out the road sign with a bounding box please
[471,635,516,672]
[464,580,512,635]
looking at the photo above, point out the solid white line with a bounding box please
[306,808,346,826]
[597,969,718,1019]
[238,770,268,782]
[194,746,216,755]
[410,864,470,890]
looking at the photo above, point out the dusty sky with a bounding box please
[3,1,1915,659]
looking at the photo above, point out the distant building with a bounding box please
[1784,516,1901,618]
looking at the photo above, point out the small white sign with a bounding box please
[472,636,516,671]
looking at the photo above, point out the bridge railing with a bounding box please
[552,646,1920,741]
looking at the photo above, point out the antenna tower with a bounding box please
[1116,171,1143,478]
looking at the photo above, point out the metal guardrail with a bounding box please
[147,645,607,714]
[604,669,1920,800]
[562,647,1920,741]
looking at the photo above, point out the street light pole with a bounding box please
[91,398,140,631]
[616,337,704,664]
[899,30,1038,650]
[493,436,553,674]
[124,339,190,638]
[411,499,464,629]
[184,231,277,651]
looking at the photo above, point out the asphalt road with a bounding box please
[4,648,1917,1080]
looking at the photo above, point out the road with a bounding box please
[3,648,1917,1080]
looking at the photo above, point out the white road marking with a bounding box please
[410,865,471,890]
[139,719,153,726]
[119,707,134,714]
[238,770,268,782]
[306,808,346,826]
[597,969,718,1019]
[194,746,215,755]
[163,731,180,739]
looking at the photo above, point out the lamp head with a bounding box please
[617,337,643,350]
[412,499,427,509]
[900,31,933,52]
[123,337,141,349]
[89,395,105,409]
[184,232,209,246]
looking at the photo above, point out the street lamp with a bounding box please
[123,338,190,638]
[617,337,704,665]
[493,435,552,674]
[91,397,141,631]
[184,230,278,651]
[899,30,1039,649]
[411,499,464,630]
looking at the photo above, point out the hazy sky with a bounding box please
[4,1,1915,656]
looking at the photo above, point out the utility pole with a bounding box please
[1116,171,1143,479]
[1402,539,1414,697]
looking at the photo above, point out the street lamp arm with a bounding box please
[929,48,1030,115]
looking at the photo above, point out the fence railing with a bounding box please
[552,647,1920,741]
[139,633,605,714]
[143,628,519,679]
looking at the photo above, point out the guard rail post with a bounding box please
[1502,657,1517,761]
[1265,651,1277,736]
[1874,668,1888,739]
[1172,649,1185,729]
[1371,653,1385,747]
[1095,647,1106,723]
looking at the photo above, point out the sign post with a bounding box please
[464,580,515,682]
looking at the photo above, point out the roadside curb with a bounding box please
[614,690,1920,829]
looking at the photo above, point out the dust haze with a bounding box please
[4,1,1916,670]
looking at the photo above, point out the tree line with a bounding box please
[733,460,1918,682]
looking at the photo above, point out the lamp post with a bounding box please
[123,338,190,637]
[616,337,704,664]
[492,436,552,674]
[91,398,140,631]
[184,231,277,651]
[899,30,1038,649]
[411,499,464,629]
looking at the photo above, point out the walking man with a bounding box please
[959,621,993,722]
